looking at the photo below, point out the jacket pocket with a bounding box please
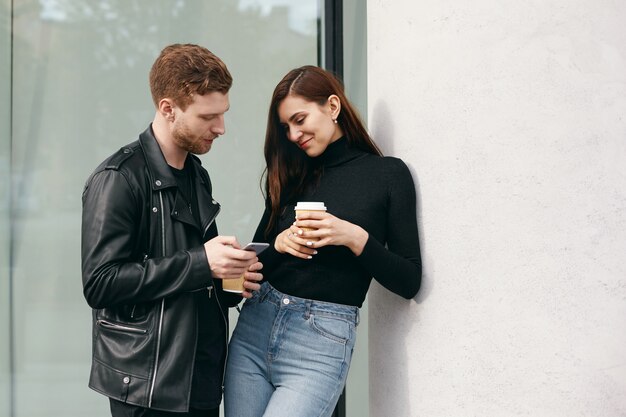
[96,319,147,334]
[93,311,155,378]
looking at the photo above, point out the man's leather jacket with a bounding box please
[81,126,240,412]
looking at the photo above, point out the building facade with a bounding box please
[3,1,625,416]
[367,1,626,416]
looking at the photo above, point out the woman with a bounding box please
[224,66,421,417]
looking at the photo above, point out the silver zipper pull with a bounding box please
[207,286,213,298]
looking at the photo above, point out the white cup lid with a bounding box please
[294,201,326,211]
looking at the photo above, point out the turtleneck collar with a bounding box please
[315,137,367,168]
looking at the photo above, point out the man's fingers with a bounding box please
[244,270,263,282]
[213,235,241,248]
[246,262,264,273]
[227,246,258,261]
[243,278,262,291]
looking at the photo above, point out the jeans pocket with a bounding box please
[310,314,353,344]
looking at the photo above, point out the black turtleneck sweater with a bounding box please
[252,137,421,307]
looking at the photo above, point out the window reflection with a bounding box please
[2,1,12,416]
[8,1,318,415]
[238,0,318,36]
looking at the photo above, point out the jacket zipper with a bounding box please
[147,193,221,405]
[202,203,228,390]
[148,191,166,408]
[131,255,149,319]
[203,203,226,390]
[96,320,147,334]
[212,286,230,392]
[203,204,221,237]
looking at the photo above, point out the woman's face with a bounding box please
[277,94,343,158]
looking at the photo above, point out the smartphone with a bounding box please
[242,242,269,255]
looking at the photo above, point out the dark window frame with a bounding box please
[323,0,344,79]
[325,4,347,417]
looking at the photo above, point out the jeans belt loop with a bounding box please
[304,300,312,319]
[259,282,271,303]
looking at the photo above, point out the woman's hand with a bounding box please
[294,211,369,256]
[274,226,319,259]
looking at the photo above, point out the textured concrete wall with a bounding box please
[367,1,626,416]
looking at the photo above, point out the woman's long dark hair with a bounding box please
[263,65,382,236]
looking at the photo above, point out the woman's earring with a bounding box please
[333,118,338,124]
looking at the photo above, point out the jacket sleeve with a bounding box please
[355,159,422,299]
[81,169,211,309]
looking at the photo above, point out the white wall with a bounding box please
[367,1,626,416]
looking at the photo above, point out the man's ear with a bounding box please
[159,98,176,121]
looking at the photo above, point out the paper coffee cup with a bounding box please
[222,275,245,293]
[294,202,327,237]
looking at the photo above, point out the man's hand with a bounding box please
[241,261,263,298]
[204,236,258,280]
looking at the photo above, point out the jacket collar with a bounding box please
[138,125,219,235]
[139,124,180,191]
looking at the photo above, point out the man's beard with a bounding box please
[172,121,212,155]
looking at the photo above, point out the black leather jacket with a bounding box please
[81,126,240,412]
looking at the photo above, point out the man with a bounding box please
[81,44,261,417]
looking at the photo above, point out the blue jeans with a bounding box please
[224,282,359,417]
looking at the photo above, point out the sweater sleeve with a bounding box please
[355,159,422,299]
[251,204,287,273]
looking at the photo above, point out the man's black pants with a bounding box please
[110,399,219,417]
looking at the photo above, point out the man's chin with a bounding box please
[191,145,212,155]
[184,140,213,155]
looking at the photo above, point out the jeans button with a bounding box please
[282,298,290,305]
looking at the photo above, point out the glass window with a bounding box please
[7,1,319,415]
[343,3,369,416]
[1,0,12,415]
